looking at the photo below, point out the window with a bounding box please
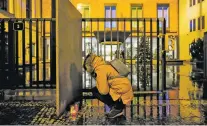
[157,4,169,28]
[190,19,196,32]
[26,0,32,18]
[131,5,143,28]
[193,19,196,31]
[105,6,116,28]
[202,16,205,29]
[32,43,36,57]
[198,17,200,30]
[77,4,90,30]
[190,20,192,32]
[0,0,7,11]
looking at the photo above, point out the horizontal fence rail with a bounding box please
[82,18,166,92]
[0,18,56,89]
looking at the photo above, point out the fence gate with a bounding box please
[0,18,56,89]
[82,18,166,91]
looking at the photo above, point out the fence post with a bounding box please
[204,32,207,79]
[162,18,167,91]
[0,20,6,88]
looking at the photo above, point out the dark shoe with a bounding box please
[107,107,124,118]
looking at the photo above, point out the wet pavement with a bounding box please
[1,63,207,125]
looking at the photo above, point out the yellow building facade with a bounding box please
[70,0,179,61]
[179,0,207,60]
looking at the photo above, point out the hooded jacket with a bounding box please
[84,54,134,104]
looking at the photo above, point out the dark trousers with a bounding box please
[91,87,125,110]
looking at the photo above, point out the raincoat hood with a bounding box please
[83,53,106,73]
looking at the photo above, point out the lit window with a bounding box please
[157,4,169,28]
[77,4,90,30]
[131,5,143,28]
[190,19,196,32]
[193,19,196,31]
[190,20,192,32]
[105,6,116,28]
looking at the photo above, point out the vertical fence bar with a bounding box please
[130,19,133,86]
[162,19,166,90]
[84,19,86,89]
[0,20,6,87]
[36,20,40,88]
[123,19,126,115]
[90,19,93,88]
[22,20,26,88]
[49,20,53,87]
[137,18,140,91]
[104,19,106,60]
[204,32,207,79]
[8,20,15,88]
[130,19,133,119]
[51,0,56,87]
[29,19,33,87]
[150,19,153,90]
[116,20,119,59]
[110,18,113,60]
[143,19,146,91]
[15,20,19,74]
[43,19,46,87]
[157,19,160,91]
[97,19,99,56]
[124,19,126,64]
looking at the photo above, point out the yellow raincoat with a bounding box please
[84,54,134,104]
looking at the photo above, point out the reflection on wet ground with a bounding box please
[1,63,207,125]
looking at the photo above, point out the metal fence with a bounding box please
[82,18,167,91]
[0,18,56,89]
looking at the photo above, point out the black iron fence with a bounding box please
[0,18,56,89]
[82,18,167,91]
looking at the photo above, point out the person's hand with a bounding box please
[91,72,97,78]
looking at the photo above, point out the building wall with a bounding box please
[179,0,207,60]
[70,0,178,32]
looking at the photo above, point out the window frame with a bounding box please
[190,20,193,32]
[104,5,117,28]
[157,4,170,28]
[131,4,143,29]
[77,4,90,30]
[193,18,196,31]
